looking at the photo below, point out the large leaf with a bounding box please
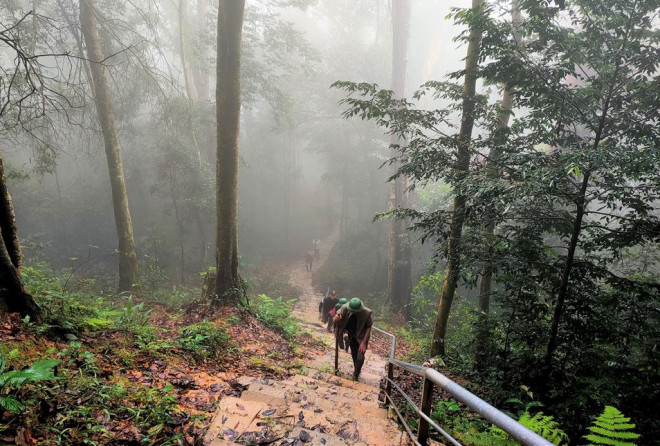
[0,396,25,414]
[0,359,60,388]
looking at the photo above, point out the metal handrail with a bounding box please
[371,326,554,446]
[382,390,423,446]
[385,376,461,446]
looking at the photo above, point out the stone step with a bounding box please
[238,389,288,410]
[206,396,266,445]
[282,426,368,446]
[246,380,379,410]
[302,370,383,394]
[204,227,407,445]
[240,370,380,399]
[281,374,379,405]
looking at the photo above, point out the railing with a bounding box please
[370,326,554,446]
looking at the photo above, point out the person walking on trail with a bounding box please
[319,290,339,331]
[334,298,372,381]
[313,239,320,260]
[333,298,349,351]
[305,252,314,272]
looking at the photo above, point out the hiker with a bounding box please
[318,290,339,331]
[332,298,349,351]
[313,239,320,260]
[305,252,314,272]
[334,298,372,381]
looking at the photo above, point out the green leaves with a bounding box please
[584,406,640,446]
[253,294,298,340]
[0,396,25,414]
[0,359,60,388]
[0,354,60,414]
[176,320,231,360]
[335,0,660,440]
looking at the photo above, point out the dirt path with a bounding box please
[204,231,408,445]
[288,231,390,387]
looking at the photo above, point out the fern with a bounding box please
[516,412,568,445]
[584,406,640,446]
[458,412,568,445]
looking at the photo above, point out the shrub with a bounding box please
[176,320,230,360]
[252,294,297,340]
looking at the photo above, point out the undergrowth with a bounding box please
[1,262,307,444]
[251,294,298,340]
[176,320,231,360]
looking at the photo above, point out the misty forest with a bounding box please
[0,0,658,444]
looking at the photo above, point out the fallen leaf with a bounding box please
[298,430,311,443]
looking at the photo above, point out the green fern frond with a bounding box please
[584,406,640,446]
[458,412,568,446]
[518,412,568,445]
[455,431,508,446]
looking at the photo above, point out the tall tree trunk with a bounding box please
[193,0,213,164]
[80,0,141,294]
[477,80,514,312]
[431,0,484,358]
[57,0,95,92]
[177,0,209,269]
[477,0,520,313]
[192,0,210,100]
[474,84,513,369]
[177,0,203,168]
[386,0,412,317]
[214,0,244,302]
[283,132,291,244]
[474,0,520,368]
[0,154,42,321]
[178,0,197,104]
[195,212,208,268]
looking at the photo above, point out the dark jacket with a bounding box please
[319,295,338,314]
[334,305,373,345]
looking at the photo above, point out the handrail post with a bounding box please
[334,337,339,376]
[384,362,394,408]
[417,377,434,446]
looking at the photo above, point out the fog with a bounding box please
[2,0,469,294]
[3,1,660,440]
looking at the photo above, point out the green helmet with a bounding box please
[336,297,348,308]
[347,297,364,313]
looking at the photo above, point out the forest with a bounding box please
[0,0,658,445]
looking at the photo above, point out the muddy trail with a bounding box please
[205,233,408,445]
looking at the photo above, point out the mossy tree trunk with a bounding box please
[214,0,245,303]
[80,0,141,294]
[0,154,42,321]
[431,0,485,358]
[475,0,520,369]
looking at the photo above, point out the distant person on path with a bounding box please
[319,290,339,331]
[305,252,314,272]
[334,298,372,381]
[313,239,320,260]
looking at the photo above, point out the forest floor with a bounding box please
[0,230,418,445]
[0,261,321,446]
[0,297,308,445]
